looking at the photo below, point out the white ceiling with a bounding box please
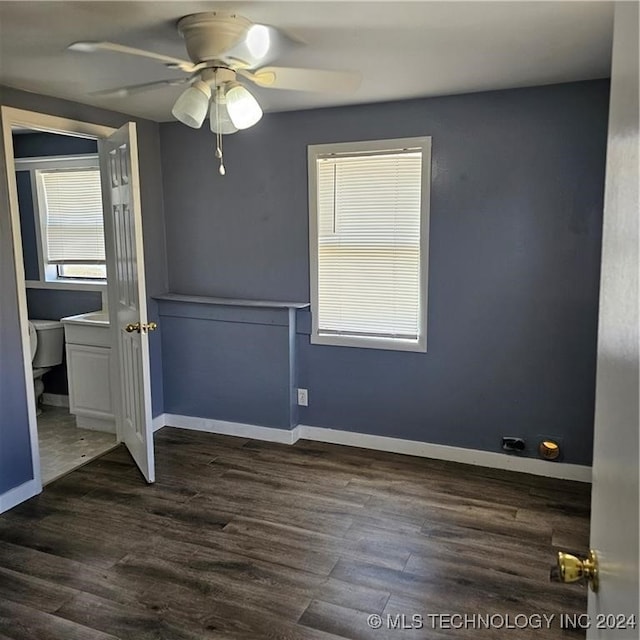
[0,1,614,123]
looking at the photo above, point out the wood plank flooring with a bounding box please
[0,427,591,639]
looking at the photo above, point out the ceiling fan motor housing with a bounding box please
[177,12,251,63]
[200,67,236,88]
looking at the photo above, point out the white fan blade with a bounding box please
[241,66,361,93]
[90,78,191,98]
[69,41,197,73]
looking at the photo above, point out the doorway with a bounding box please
[1,106,156,506]
[12,126,118,484]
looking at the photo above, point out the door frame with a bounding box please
[0,106,120,494]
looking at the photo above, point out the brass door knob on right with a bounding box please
[550,550,599,592]
[124,321,157,333]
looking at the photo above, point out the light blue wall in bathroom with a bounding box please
[15,171,39,282]
[158,80,609,466]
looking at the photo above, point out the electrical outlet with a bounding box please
[502,436,525,452]
[297,388,308,406]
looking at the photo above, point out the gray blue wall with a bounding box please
[158,299,295,428]
[14,132,102,395]
[159,80,609,466]
[0,78,610,500]
[0,126,32,494]
[0,86,168,496]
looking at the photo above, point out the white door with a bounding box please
[99,122,155,483]
[586,3,638,637]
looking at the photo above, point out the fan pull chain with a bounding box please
[214,87,226,175]
[217,131,225,176]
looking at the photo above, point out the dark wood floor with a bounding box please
[0,427,590,639]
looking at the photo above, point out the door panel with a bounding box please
[99,122,155,483]
[587,3,638,637]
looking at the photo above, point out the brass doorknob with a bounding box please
[551,550,599,592]
[125,322,157,333]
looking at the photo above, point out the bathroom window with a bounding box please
[36,163,106,281]
[14,154,107,284]
[308,137,431,352]
[56,263,107,280]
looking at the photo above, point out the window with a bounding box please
[56,264,107,280]
[14,154,107,283]
[37,166,106,280]
[308,137,430,352]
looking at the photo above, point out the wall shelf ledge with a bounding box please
[153,293,309,310]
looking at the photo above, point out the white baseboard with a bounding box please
[159,413,298,445]
[75,415,116,433]
[0,478,41,514]
[152,414,165,432]
[41,393,69,408]
[151,413,591,483]
[296,425,592,483]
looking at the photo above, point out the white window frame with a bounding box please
[308,136,431,353]
[14,153,107,290]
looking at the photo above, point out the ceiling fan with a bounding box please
[69,11,361,174]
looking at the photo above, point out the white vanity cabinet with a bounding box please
[61,311,116,433]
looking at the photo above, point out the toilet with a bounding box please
[28,319,64,414]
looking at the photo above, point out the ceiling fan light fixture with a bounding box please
[171,80,211,129]
[225,82,263,130]
[210,92,238,135]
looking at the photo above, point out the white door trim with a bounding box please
[0,106,116,507]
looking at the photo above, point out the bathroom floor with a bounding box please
[38,405,118,485]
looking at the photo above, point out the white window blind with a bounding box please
[38,168,105,264]
[315,149,423,341]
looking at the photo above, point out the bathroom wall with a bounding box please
[0,85,168,497]
[159,80,609,466]
[14,132,103,395]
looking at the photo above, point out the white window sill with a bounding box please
[25,279,107,292]
[311,332,427,353]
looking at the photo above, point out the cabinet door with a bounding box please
[66,344,114,419]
